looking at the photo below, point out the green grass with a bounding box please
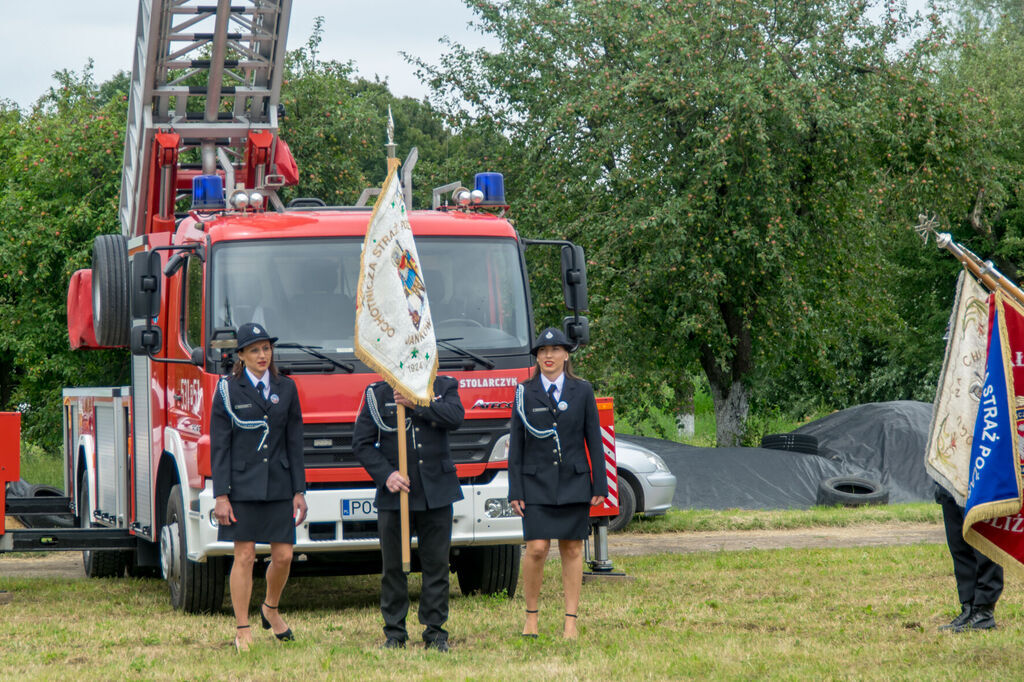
[625,503,942,533]
[2,541,1021,680]
[15,442,63,489]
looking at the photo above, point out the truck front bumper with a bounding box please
[188,471,522,560]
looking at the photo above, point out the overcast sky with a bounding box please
[0,1,495,109]
[2,1,932,110]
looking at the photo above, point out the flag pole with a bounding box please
[385,106,411,573]
[397,402,411,573]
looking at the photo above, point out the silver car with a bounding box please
[608,436,676,531]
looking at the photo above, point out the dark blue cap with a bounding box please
[236,322,278,350]
[531,327,572,354]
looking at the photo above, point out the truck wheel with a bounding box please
[79,476,125,578]
[92,233,130,347]
[161,484,225,613]
[455,545,520,598]
[607,479,637,533]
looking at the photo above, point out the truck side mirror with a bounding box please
[131,251,162,319]
[560,244,588,312]
[130,325,162,356]
[563,315,590,347]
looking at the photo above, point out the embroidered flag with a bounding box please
[354,165,437,405]
[925,271,989,504]
[963,292,1024,576]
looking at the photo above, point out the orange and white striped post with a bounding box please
[589,397,618,519]
[586,397,623,575]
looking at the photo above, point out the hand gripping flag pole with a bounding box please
[355,108,438,572]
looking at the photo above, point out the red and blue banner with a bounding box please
[963,292,1024,576]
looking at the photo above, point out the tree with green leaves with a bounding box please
[0,64,130,450]
[417,0,996,444]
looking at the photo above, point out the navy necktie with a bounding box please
[256,381,266,404]
[547,384,558,408]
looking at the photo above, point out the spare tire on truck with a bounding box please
[91,234,130,347]
[816,476,889,507]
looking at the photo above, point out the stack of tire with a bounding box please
[5,479,74,528]
[760,433,889,507]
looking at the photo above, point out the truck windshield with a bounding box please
[210,236,530,357]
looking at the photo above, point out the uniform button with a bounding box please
[553,461,558,466]
[263,458,268,462]
[419,459,424,464]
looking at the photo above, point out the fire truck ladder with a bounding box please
[119,0,293,237]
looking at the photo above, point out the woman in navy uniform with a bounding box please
[352,376,464,652]
[508,327,607,639]
[211,323,308,651]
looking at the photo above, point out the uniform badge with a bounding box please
[557,400,568,411]
[270,394,280,404]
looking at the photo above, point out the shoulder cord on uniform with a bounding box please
[514,384,561,460]
[366,385,410,434]
[218,379,269,451]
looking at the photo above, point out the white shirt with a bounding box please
[540,373,565,402]
[245,367,270,400]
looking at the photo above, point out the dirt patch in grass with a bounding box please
[0,521,943,580]
[608,521,943,555]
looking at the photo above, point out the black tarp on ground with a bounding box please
[793,400,934,504]
[619,400,935,510]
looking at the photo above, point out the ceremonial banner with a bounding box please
[925,271,989,504]
[963,292,1024,577]
[354,166,437,405]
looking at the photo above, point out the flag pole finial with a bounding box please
[385,105,399,174]
[386,105,397,158]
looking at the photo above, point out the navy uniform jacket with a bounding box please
[508,375,608,505]
[352,376,465,511]
[211,372,306,501]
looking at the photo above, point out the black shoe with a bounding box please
[383,637,407,649]
[260,602,294,641]
[938,603,972,631]
[425,638,450,653]
[955,605,996,632]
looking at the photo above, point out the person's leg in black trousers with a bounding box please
[414,505,453,646]
[936,485,1003,631]
[378,508,409,644]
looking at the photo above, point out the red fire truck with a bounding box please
[0,0,619,613]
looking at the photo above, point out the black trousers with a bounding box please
[936,486,1003,607]
[378,505,453,642]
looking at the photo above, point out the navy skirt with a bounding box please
[522,502,591,541]
[217,499,296,544]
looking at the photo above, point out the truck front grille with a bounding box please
[303,418,510,468]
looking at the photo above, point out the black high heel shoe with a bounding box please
[521,608,539,639]
[261,602,294,641]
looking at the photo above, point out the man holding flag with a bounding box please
[352,375,464,651]
[352,113,463,652]
[925,270,1004,631]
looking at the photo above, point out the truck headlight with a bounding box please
[488,434,510,463]
[484,498,517,518]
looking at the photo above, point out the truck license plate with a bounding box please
[341,499,377,520]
